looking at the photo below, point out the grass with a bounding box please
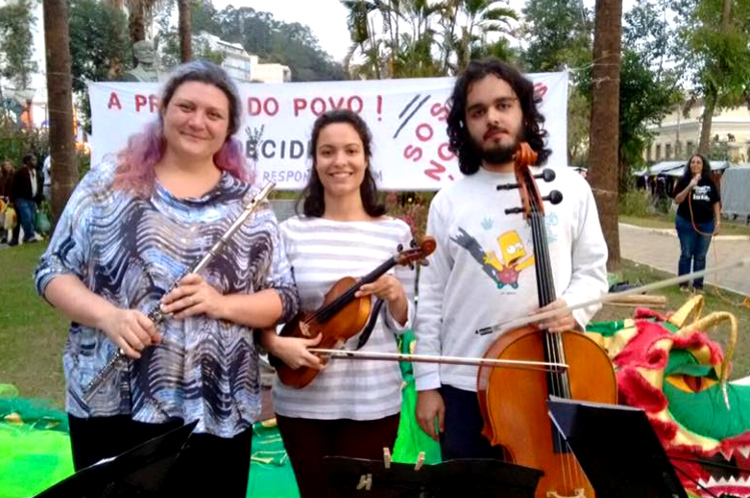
[620,213,750,237]
[1,245,749,408]
[594,259,750,379]
[0,242,68,407]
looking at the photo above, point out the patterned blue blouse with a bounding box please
[35,163,298,437]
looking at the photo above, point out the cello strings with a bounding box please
[532,191,579,491]
[530,205,572,490]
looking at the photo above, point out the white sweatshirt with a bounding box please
[414,166,608,393]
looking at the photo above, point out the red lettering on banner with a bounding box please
[328,97,345,110]
[291,95,366,117]
[149,95,159,113]
[534,83,548,100]
[135,94,147,112]
[430,102,449,121]
[311,98,326,116]
[437,143,455,162]
[403,145,423,162]
[348,95,363,114]
[107,92,122,110]
[293,98,307,116]
[424,160,446,182]
[247,97,279,117]
[415,123,433,142]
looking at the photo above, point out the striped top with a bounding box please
[272,215,416,420]
[35,163,299,437]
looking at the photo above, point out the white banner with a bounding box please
[89,73,568,191]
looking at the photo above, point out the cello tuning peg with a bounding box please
[534,169,556,182]
[409,263,415,271]
[543,190,563,205]
[410,239,418,248]
[496,182,520,191]
[420,259,430,267]
[505,206,525,215]
[397,243,404,252]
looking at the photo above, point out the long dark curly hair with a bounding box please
[680,153,713,183]
[298,109,386,218]
[446,58,551,175]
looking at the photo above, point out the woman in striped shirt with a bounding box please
[265,109,416,497]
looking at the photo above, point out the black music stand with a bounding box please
[323,456,542,497]
[547,397,688,498]
[34,420,198,498]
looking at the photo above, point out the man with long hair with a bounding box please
[413,58,608,459]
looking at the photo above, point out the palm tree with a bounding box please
[42,0,78,221]
[177,0,192,62]
[452,0,518,71]
[588,0,623,269]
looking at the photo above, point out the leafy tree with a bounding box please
[518,0,592,164]
[521,0,591,72]
[674,0,750,153]
[69,0,131,94]
[580,0,680,193]
[0,0,39,90]
[69,0,131,133]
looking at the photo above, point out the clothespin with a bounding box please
[356,473,373,490]
[414,451,425,471]
[383,447,392,469]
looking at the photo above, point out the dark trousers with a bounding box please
[68,414,253,498]
[276,413,400,498]
[676,214,714,288]
[439,384,506,461]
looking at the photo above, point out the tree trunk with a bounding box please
[178,0,192,63]
[587,0,622,271]
[128,3,145,44]
[43,0,78,223]
[698,94,716,154]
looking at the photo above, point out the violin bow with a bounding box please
[307,348,568,373]
[476,257,750,336]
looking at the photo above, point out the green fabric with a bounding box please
[585,320,626,337]
[0,330,444,498]
[392,331,442,465]
[246,423,299,498]
[665,350,716,379]
[0,385,74,498]
[664,380,750,441]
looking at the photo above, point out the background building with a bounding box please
[646,100,750,164]
[195,31,291,84]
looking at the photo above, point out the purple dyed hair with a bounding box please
[112,61,249,196]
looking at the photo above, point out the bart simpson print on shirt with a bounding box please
[451,228,535,289]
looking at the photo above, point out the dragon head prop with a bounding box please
[587,295,750,498]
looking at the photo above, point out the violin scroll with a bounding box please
[394,236,436,268]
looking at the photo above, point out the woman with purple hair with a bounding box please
[35,61,299,496]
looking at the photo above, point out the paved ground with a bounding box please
[619,223,750,296]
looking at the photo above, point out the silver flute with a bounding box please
[82,181,276,403]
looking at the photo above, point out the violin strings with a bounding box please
[308,259,397,323]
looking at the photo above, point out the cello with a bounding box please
[477,143,618,498]
[273,237,436,388]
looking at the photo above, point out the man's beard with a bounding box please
[470,133,521,166]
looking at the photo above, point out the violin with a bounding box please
[272,237,436,388]
[476,143,618,498]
